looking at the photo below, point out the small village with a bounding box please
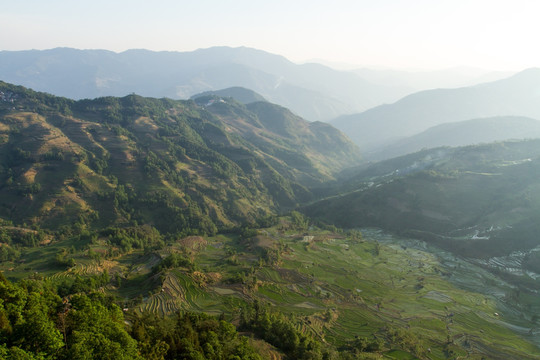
[0,91,18,102]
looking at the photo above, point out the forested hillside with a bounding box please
[303,140,540,258]
[0,81,360,235]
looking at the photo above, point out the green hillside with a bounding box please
[191,86,267,104]
[0,81,361,233]
[303,140,540,258]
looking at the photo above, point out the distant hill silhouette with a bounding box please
[331,68,540,155]
[353,66,513,93]
[371,116,540,160]
[0,47,408,121]
[191,87,267,104]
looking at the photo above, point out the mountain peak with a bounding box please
[190,87,266,104]
[505,67,540,83]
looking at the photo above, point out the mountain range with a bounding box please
[332,68,540,156]
[0,47,409,122]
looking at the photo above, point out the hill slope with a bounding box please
[332,68,540,154]
[303,140,540,258]
[191,86,267,104]
[0,47,407,121]
[371,116,540,160]
[0,81,361,233]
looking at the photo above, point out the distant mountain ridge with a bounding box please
[0,47,409,121]
[331,68,540,155]
[370,116,540,160]
[353,66,514,92]
[190,87,267,104]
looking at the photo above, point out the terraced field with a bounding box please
[125,227,540,359]
[139,273,186,316]
[2,222,539,358]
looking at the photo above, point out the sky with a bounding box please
[1,0,539,71]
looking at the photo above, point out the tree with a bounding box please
[290,211,309,230]
[13,293,64,356]
[66,294,142,360]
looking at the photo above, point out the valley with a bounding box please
[1,77,540,359]
[4,1,540,358]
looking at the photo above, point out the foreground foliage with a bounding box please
[0,273,265,359]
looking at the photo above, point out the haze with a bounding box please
[1,0,539,71]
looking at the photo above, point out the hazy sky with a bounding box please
[1,0,539,71]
